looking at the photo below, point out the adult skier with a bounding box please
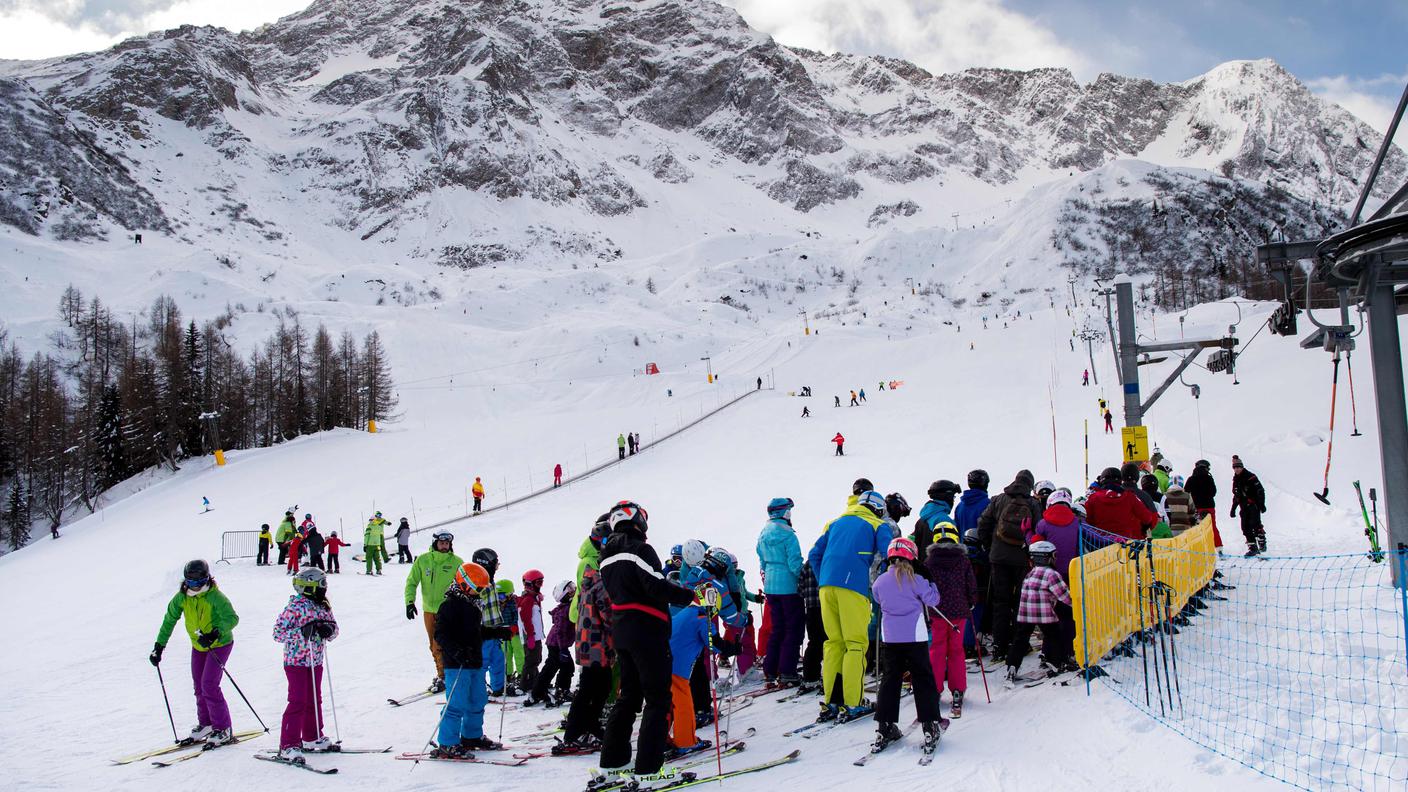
[597,501,697,778]
[976,470,1041,661]
[808,490,889,721]
[1185,459,1224,548]
[150,560,240,746]
[913,479,960,558]
[273,568,338,762]
[276,510,297,566]
[832,432,845,456]
[1231,456,1268,556]
[405,530,463,691]
[471,478,485,513]
[395,517,413,563]
[363,514,387,575]
[1085,467,1157,542]
[757,497,805,686]
[617,433,627,460]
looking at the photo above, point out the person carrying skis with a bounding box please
[923,522,977,718]
[431,561,513,757]
[1005,541,1075,684]
[519,569,546,693]
[276,510,296,566]
[597,501,697,779]
[395,518,413,563]
[149,560,240,746]
[1185,459,1224,549]
[913,480,960,559]
[324,531,347,573]
[273,568,338,763]
[528,582,578,707]
[557,567,613,755]
[363,515,386,575]
[304,522,325,571]
[405,530,462,692]
[1231,455,1268,556]
[871,537,944,749]
[808,490,890,721]
[832,432,845,456]
[257,524,273,566]
[471,479,485,513]
[497,579,526,694]
[976,470,1041,661]
[757,497,805,687]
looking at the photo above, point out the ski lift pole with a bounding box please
[1347,352,1363,437]
[1315,353,1342,505]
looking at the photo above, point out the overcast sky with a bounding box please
[1,0,1402,132]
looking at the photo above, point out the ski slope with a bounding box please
[0,295,1398,791]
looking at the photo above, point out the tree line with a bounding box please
[0,288,397,551]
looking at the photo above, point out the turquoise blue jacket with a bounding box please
[756,518,803,595]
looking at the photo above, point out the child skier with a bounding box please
[286,529,304,575]
[1005,540,1074,684]
[324,531,347,573]
[363,515,386,575]
[556,567,612,755]
[396,517,413,563]
[149,560,240,746]
[272,568,338,762]
[667,591,723,756]
[432,562,513,756]
[870,538,944,750]
[471,547,512,695]
[257,524,273,566]
[519,569,546,693]
[497,579,526,694]
[923,521,977,717]
[526,581,576,706]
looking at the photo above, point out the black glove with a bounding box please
[489,626,513,641]
[301,620,336,640]
[406,602,418,620]
[1260,504,1267,514]
[149,642,164,666]
[756,592,767,603]
[317,621,336,640]
[196,629,220,649]
[1229,506,1238,518]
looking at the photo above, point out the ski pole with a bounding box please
[1129,543,1152,708]
[1159,584,1184,717]
[155,664,181,744]
[1347,352,1362,437]
[969,607,991,704]
[214,654,270,733]
[498,641,508,743]
[413,666,461,770]
[701,587,724,777]
[310,660,324,746]
[1143,544,1167,717]
[324,640,341,743]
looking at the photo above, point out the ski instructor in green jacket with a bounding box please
[150,559,240,746]
[365,512,390,575]
[405,530,463,692]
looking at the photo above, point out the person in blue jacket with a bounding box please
[757,497,804,686]
[913,480,961,559]
[953,470,991,650]
[666,599,723,755]
[807,490,890,721]
[953,470,990,537]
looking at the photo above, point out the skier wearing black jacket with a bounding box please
[597,501,697,777]
[1184,459,1223,548]
[1230,455,1268,557]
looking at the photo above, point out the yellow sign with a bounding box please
[1121,425,1149,463]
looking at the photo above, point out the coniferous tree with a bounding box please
[362,330,398,424]
[94,384,129,489]
[3,478,29,550]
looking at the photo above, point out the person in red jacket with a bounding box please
[832,432,845,456]
[1084,467,1156,541]
[324,531,348,574]
[554,464,563,488]
[286,530,304,575]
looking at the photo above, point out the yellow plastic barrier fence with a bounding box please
[1071,518,1217,668]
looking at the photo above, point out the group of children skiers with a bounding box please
[151,453,1261,773]
[257,510,419,575]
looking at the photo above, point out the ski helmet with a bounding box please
[183,559,211,591]
[857,490,886,517]
[932,521,960,545]
[767,497,795,520]
[702,546,733,577]
[552,580,575,603]
[496,579,514,595]
[885,493,912,520]
[261,523,270,530]
[1072,496,1088,518]
[432,530,454,548]
[1029,540,1057,565]
[1098,467,1123,488]
[292,567,327,597]
[1171,475,1186,489]
[1046,488,1074,509]
[471,548,499,577]
[1120,462,1141,483]
[590,513,611,545]
[670,543,683,562]
[608,500,648,533]
[962,527,982,549]
[966,469,990,490]
[927,480,961,501]
[1194,459,1211,471]
[375,510,382,518]
[522,569,545,588]
[305,513,312,520]
[887,537,918,561]
[852,478,875,496]
[1034,480,1057,497]
[454,562,491,594]
[681,539,708,569]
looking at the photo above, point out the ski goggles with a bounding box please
[433,531,454,542]
[185,576,210,589]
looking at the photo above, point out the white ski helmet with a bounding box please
[681,539,708,569]
[552,580,576,603]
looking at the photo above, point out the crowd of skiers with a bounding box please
[151,452,1264,774]
[257,509,417,575]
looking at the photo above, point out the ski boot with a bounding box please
[695,710,714,729]
[921,720,942,751]
[554,687,574,703]
[1256,533,1267,555]
[551,733,601,756]
[429,677,446,694]
[817,702,840,723]
[838,699,872,723]
[278,746,307,764]
[188,724,213,742]
[778,675,802,689]
[798,679,822,694]
[871,722,903,752]
[429,743,468,759]
[950,690,964,719]
[302,737,334,752]
[522,690,550,707]
[206,729,235,747]
[1003,666,1020,688]
[1243,544,1260,558]
[460,736,503,751]
[665,739,712,760]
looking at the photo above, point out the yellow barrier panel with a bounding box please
[213,449,226,466]
[368,419,378,434]
[1071,518,1217,668]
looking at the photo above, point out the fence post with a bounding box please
[1080,524,1091,696]
[1399,544,1408,677]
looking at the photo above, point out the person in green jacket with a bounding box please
[405,530,463,691]
[365,513,389,575]
[149,559,240,745]
[276,510,297,566]
[570,514,609,623]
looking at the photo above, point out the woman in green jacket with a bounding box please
[149,559,240,745]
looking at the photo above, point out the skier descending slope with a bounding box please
[871,538,945,754]
[597,501,697,779]
[404,530,462,693]
[272,568,338,763]
[150,559,241,746]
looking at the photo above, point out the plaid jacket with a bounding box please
[798,561,820,612]
[574,577,614,668]
[1016,565,1071,624]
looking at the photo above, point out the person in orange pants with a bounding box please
[668,599,721,753]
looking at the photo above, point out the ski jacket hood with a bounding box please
[953,488,990,537]
[923,543,978,621]
[570,536,601,623]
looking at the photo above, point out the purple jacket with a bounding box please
[922,543,977,621]
[546,596,573,648]
[872,565,939,643]
[1031,504,1087,582]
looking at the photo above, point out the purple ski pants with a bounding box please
[190,643,234,730]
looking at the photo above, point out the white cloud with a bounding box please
[1307,73,1405,136]
[722,0,1091,77]
[0,0,305,59]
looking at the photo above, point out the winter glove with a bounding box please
[1229,506,1238,518]
[149,642,164,666]
[756,592,767,603]
[196,629,220,649]
[406,602,418,620]
[1260,504,1267,514]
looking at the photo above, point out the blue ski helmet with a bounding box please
[857,490,886,517]
[767,497,794,519]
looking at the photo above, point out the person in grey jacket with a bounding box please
[396,518,414,563]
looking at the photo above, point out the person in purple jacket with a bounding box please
[870,537,944,751]
[1029,488,1090,662]
[923,521,977,718]
[525,580,576,706]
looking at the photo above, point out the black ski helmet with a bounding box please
[590,513,611,545]
[966,469,990,490]
[471,548,499,577]
[1098,467,1123,487]
[885,492,912,520]
[927,480,960,501]
[1120,462,1141,483]
[1194,459,1211,471]
[183,559,211,588]
[851,478,874,496]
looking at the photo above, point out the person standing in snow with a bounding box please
[1103,409,1114,434]
[617,433,627,460]
[923,522,977,717]
[757,497,805,686]
[395,518,413,563]
[1082,369,1089,386]
[666,592,725,756]
[871,537,944,747]
[858,388,866,403]
[431,562,512,757]
[558,567,613,754]
[471,478,485,513]
[801,405,810,418]
[1005,541,1075,683]
[273,568,338,763]
[834,395,841,408]
[149,560,240,746]
[497,579,526,694]
[554,463,563,487]
[1085,467,1157,542]
[257,524,273,566]
[324,531,346,573]
[597,501,697,777]
[405,530,462,692]
[976,470,1041,661]
[832,432,845,456]
[1185,459,1224,549]
[1163,476,1198,535]
[527,581,577,706]
[518,569,546,693]
[808,490,890,721]
[286,528,304,575]
[849,390,859,407]
[1231,456,1268,557]
[276,510,297,566]
[303,522,325,571]
[363,516,386,575]
[913,479,960,559]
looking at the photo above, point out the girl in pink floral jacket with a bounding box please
[272,568,339,760]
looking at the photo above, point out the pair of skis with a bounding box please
[249,743,391,773]
[586,749,800,792]
[112,729,265,765]
[853,717,948,766]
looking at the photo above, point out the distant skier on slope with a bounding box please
[832,432,845,456]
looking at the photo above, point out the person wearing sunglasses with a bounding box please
[149,559,241,746]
